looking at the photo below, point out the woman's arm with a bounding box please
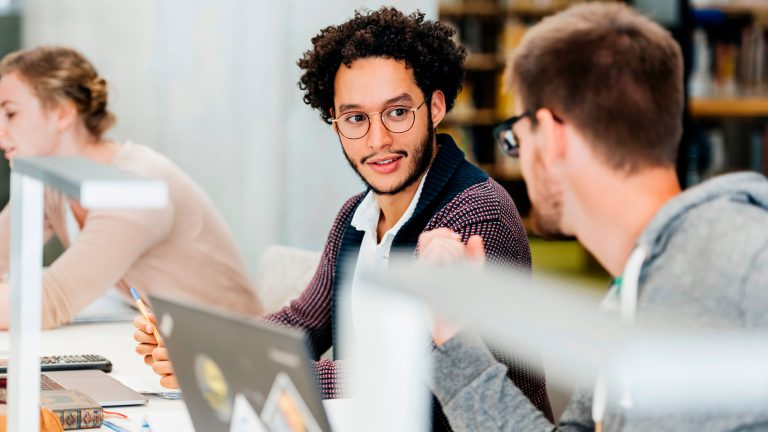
[0,205,173,329]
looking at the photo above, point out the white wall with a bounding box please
[22,0,435,274]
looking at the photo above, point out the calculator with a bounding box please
[0,354,113,373]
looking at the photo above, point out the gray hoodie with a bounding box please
[431,172,768,431]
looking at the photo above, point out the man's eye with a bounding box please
[344,113,367,124]
[387,108,409,119]
[4,112,15,120]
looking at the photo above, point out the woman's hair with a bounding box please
[0,46,116,139]
[298,7,466,124]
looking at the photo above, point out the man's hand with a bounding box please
[432,315,462,348]
[418,228,486,347]
[418,228,486,266]
[133,313,179,389]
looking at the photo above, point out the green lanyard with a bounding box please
[611,275,623,293]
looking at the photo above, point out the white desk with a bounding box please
[0,321,354,431]
[0,322,184,431]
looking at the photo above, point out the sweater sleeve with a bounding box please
[0,200,55,275]
[433,331,593,432]
[422,180,554,420]
[34,205,174,328]
[423,180,531,272]
[264,243,335,359]
[263,196,361,399]
[0,194,172,328]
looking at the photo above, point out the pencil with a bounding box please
[130,287,163,344]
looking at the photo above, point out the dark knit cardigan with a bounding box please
[265,134,553,425]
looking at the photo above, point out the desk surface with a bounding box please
[0,322,353,431]
[0,322,185,431]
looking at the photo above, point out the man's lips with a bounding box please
[368,155,403,165]
[365,154,404,175]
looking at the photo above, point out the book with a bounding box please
[0,388,103,430]
[40,389,103,430]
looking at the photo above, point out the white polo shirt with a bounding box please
[348,172,428,327]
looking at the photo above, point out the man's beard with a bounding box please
[528,173,569,239]
[342,117,435,196]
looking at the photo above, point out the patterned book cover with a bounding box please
[0,388,101,430]
[40,389,103,430]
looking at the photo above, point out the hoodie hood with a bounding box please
[637,172,768,258]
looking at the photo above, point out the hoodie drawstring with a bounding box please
[592,243,649,431]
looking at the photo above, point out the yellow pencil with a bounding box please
[130,287,163,344]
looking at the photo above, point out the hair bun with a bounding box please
[0,46,117,138]
[88,76,108,113]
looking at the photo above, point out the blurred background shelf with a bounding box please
[690,96,768,117]
[464,52,507,71]
[439,0,621,18]
[692,0,768,16]
[442,108,501,126]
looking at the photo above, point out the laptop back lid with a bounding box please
[149,294,332,432]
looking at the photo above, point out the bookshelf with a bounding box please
[693,1,768,17]
[437,0,621,182]
[437,1,617,298]
[439,1,602,18]
[687,1,768,180]
[690,96,768,117]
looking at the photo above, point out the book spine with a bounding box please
[55,407,103,430]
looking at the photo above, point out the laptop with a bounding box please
[0,370,147,407]
[150,294,333,432]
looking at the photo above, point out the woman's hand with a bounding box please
[133,313,179,389]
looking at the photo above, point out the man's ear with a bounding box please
[429,90,447,128]
[329,107,338,132]
[54,101,78,133]
[535,108,566,165]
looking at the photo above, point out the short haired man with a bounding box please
[134,7,553,428]
[422,3,768,430]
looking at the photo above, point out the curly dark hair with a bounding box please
[298,7,467,124]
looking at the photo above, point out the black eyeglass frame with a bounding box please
[493,109,563,158]
[493,111,533,158]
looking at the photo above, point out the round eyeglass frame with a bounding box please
[331,96,430,140]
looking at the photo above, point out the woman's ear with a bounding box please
[54,100,78,133]
[429,90,447,128]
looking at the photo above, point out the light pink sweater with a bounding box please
[0,142,263,327]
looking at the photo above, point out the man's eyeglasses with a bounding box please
[332,96,430,140]
[493,111,533,158]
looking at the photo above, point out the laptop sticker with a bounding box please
[159,312,174,337]
[229,393,268,432]
[261,372,321,432]
[194,354,232,422]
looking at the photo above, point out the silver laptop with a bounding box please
[150,294,333,432]
[0,370,147,407]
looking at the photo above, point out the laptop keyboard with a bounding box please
[40,374,64,390]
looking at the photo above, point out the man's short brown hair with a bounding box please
[510,2,683,172]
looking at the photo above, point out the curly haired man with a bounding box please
[134,7,552,429]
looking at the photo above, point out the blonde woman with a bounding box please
[0,46,263,328]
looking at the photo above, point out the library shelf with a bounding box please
[464,53,506,71]
[689,96,768,118]
[443,108,501,126]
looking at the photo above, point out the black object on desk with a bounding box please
[0,354,113,374]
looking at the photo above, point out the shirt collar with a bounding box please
[351,169,430,240]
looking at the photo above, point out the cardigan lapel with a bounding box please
[332,133,488,355]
